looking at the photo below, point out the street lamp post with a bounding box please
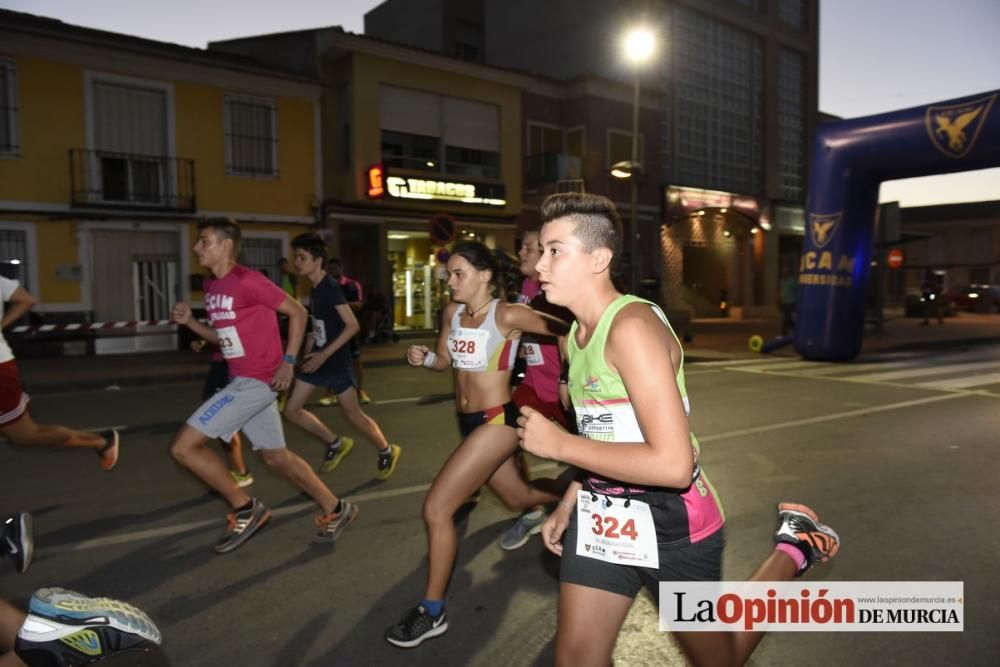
[629,70,641,294]
[621,27,655,294]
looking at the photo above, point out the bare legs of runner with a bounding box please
[422,425,562,600]
[284,381,389,453]
[1,414,118,470]
[170,425,338,515]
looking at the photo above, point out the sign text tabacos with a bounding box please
[366,164,506,207]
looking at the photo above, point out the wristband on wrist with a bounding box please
[422,351,438,368]
[282,354,296,364]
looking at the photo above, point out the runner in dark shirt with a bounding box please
[284,233,401,480]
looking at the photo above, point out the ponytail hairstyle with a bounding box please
[451,241,520,303]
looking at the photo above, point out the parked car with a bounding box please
[946,284,1000,313]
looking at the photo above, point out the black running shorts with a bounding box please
[560,508,724,601]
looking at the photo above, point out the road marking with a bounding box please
[915,371,1000,390]
[37,462,563,555]
[691,358,790,368]
[699,393,965,443]
[727,362,1000,398]
[848,359,1000,383]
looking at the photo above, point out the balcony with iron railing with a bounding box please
[69,149,196,213]
[524,153,584,196]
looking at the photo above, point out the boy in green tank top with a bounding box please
[516,193,840,666]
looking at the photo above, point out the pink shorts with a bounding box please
[512,382,569,430]
[0,360,30,427]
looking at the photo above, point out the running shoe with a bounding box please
[3,512,33,574]
[98,430,119,471]
[774,503,840,576]
[15,587,161,666]
[215,499,271,554]
[499,509,546,551]
[384,604,448,648]
[319,436,355,473]
[229,469,255,488]
[314,500,358,544]
[375,444,402,481]
[319,394,337,406]
[359,390,372,405]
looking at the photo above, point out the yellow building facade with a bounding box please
[0,11,321,353]
[213,29,528,332]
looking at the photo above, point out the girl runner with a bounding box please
[384,241,568,648]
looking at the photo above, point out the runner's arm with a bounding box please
[407,302,456,371]
[525,306,694,488]
[557,335,570,409]
[172,302,218,344]
[0,286,35,329]
[277,295,307,359]
[497,302,569,338]
[309,304,359,363]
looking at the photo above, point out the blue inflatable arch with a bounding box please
[796,89,1000,361]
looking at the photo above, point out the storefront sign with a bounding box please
[366,165,506,207]
[663,185,763,224]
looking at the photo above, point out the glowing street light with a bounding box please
[623,27,656,64]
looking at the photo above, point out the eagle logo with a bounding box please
[925,94,996,158]
[809,213,841,249]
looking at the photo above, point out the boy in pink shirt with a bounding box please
[171,218,357,554]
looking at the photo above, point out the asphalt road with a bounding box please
[2,345,999,666]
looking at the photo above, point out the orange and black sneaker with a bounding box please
[98,430,120,471]
[775,503,839,576]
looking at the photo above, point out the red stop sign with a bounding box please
[887,248,904,269]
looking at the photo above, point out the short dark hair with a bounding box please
[540,193,622,265]
[198,217,242,255]
[291,232,327,264]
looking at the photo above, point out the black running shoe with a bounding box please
[3,512,33,574]
[384,605,449,648]
[375,444,402,480]
[15,587,161,666]
[214,499,271,554]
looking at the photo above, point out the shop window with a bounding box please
[444,145,499,179]
[528,124,564,156]
[607,129,644,167]
[239,237,283,284]
[778,0,807,29]
[0,229,28,288]
[379,85,500,179]
[0,60,19,157]
[224,94,278,178]
[381,130,442,172]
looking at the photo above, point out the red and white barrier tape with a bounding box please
[10,319,196,333]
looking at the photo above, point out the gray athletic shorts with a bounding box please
[186,376,285,450]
